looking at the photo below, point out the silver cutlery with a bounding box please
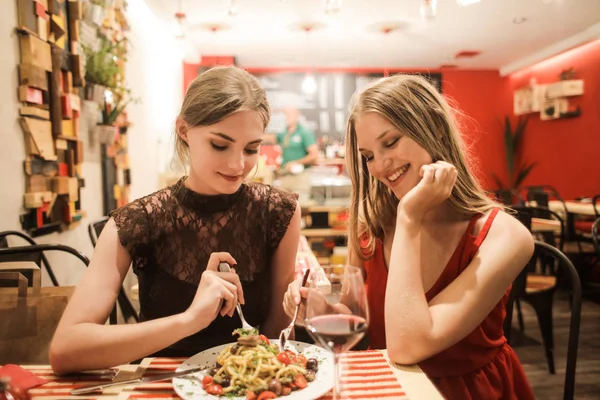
[278,268,311,351]
[218,262,254,331]
[70,366,207,395]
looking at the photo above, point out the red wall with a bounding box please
[504,40,600,199]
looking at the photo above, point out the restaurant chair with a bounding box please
[88,217,140,323]
[512,205,565,252]
[0,243,120,325]
[592,218,600,259]
[505,241,581,397]
[0,230,59,286]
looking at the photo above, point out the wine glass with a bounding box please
[304,265,369,400]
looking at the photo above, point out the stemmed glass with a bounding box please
[304,265,369,400]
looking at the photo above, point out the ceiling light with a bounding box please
[456,0,481,6]
[225,0,239,16]
[420,0,437,20]
[323,0,342,15]
[513,17,527,24]
[173,11,186,38]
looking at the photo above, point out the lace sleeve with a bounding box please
[266,187,298,253]
[108,198,152,272]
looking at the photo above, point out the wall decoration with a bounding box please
[17,0,85,237]
[16,0,132,236]
[513,75,584,121]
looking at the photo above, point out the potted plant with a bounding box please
[84,36,137,145]
[96,87,138,145]
[492,116,536,204]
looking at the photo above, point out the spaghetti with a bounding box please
[200,329,319,398]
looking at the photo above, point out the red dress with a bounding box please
[364,209,535,400]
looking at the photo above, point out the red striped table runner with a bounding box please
[22,350,409,399]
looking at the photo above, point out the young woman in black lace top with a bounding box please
[50,66,301,373]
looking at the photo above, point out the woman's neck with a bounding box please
[183,174,220,196]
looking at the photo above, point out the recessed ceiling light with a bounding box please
[513,17,527,24]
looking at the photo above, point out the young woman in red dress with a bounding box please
[284,74,535,399]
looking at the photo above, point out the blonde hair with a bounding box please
[175,66,270,166]
[346,74,502,259]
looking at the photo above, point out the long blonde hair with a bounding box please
[175,66,270,166]
[346,74,502,259]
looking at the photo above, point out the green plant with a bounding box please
[83,37,127,89]
[492,116,536,191]
[102,88,139,125]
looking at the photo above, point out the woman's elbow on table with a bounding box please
[387,341,430,366]
[49,335,78,375]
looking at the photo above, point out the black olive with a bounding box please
[209,367,220,376]
[231,344,240,355]
[220,376,231,388]
[267,378,282,395]
[306,358,319,371]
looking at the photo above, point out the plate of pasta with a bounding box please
[173,328,333,399]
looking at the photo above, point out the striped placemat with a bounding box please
[21,350,411,399]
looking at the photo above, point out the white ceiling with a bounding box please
[143,0,600,69]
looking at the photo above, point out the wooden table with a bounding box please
[549,200,597,217]
[20,352,443,400]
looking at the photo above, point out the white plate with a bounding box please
[173,340,333,400]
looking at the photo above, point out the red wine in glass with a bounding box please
[306,314,367,354]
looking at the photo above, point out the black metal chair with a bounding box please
[592,217,600,259]
[88,217,109,247]
[504,241,582,400]
[593,195,600,219]
[512,205,565,252]
[88,217,140,323]
[0,231,59,286]
[521,185,585,252]
[0,243,121,324]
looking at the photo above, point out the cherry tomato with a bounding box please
[294,374,308,389]
[246,391,257,400]
[259,334,270,344]
[204,384,223,396]
[276,352,290,365]
[256,391,277,400]
[295,354,307,368]
[281,387,292,396]
[284,350,297,364]
[201,375,213,388]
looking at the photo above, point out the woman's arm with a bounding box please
[49,220,242,374]
[385,211,533,365]
[261,201,302,338]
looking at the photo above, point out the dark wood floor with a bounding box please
[511,292,600,400]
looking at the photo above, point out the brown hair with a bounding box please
[346,74,502,259]
[175,66,270,165]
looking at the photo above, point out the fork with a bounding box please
[278,268,311,351]
[218,262,254,331]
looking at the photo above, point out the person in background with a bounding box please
[275,107,319,173]
[50,66,301,374]
[283,75,535,399]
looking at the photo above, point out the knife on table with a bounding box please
[70,366,207,395]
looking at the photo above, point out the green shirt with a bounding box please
[277,124,317,166]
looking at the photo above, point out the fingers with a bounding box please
[206,252,237,272]
[420,165,436,184]
[215,270,245,305]
[219,287,236,317]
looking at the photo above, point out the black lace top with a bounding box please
[109,177,298,356]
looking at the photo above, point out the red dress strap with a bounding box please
[473,208,500,247]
